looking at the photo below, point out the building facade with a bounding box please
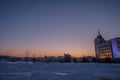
[94,30,120,59]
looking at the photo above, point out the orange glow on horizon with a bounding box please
[0,50,95,58]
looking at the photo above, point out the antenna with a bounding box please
[98,24,101,36]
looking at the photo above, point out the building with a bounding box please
[94,30,120,59]
[64,53,73,62]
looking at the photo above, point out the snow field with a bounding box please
[0,62,120,80]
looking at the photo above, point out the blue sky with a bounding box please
[0,0,120,57]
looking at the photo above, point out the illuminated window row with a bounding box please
[98,52,112,54]
[99,50,111,53]
[98,54,112,58]
[98,47,111,51]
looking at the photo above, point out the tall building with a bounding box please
[94,30,120,59]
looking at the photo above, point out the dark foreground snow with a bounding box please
[0,62,120,80]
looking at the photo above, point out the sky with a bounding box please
[0,0,120,57]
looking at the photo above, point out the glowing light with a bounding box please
[111,39,119,58]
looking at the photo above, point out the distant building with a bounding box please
[94,30,120,59]
[64,53,73,62]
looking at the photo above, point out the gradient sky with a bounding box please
[0,0,120,57]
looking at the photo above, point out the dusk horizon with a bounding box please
[1,0,120,57]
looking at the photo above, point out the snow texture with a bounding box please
[0,62,120,80]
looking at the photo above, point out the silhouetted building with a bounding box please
[94,30,120,59]
[64,53,73,62]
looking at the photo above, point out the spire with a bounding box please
[98,29,100,36]
[98,24,101,36]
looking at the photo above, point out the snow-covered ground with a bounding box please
[0,62,120,80]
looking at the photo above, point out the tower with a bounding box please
[94,30,106,58]
[94,30,105,44]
